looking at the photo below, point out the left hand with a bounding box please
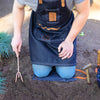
[58,40,74,60]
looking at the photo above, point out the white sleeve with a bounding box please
[74,0,85,4]
[17,0,25,5]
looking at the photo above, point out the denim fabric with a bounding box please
[36,0,71,28]
[32,64,76,79]
[29,11,77,66]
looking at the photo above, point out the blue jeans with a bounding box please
[32,64,76,79]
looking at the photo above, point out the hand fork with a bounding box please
[15,55,23,83]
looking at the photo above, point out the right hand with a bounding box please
[11,35,22,57]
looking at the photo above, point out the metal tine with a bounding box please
[15,54,23,83]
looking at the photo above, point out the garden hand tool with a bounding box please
[82,63,92,84]
[95,50,100,88]
[96,50,100,73]
[97,50,100,66]
[15,53,23,83]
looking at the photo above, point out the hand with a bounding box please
[11,35,22,57]
[58,40,74,60]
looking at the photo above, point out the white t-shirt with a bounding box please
[17,0,84,11]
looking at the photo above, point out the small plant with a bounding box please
[0,32,13,94]
[0,73,6,94]
[0,32,14,61]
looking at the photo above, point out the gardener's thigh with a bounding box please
[32,64,52,77]
[55,66,76,79]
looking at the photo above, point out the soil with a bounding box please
[0,0,100,100]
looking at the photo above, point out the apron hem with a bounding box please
[31,61,76,66]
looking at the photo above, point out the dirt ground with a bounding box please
[0,0,100,100]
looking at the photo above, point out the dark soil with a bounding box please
[0,0,100,100]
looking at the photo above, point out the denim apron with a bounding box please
[29,0,77,66]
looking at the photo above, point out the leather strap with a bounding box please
[39,0,43,4]
[61,0,65,7]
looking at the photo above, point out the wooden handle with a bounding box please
[86,69,90,83]
[97,50,100,65]
[82,63,92,70]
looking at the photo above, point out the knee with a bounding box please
[32,64,52,78]
[56,66,76,79]
[58,72,75,79]
[34,72,49,78]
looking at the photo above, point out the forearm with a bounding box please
[65,0,90,43]
[13,1,25,37]
[65,12,89,42]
